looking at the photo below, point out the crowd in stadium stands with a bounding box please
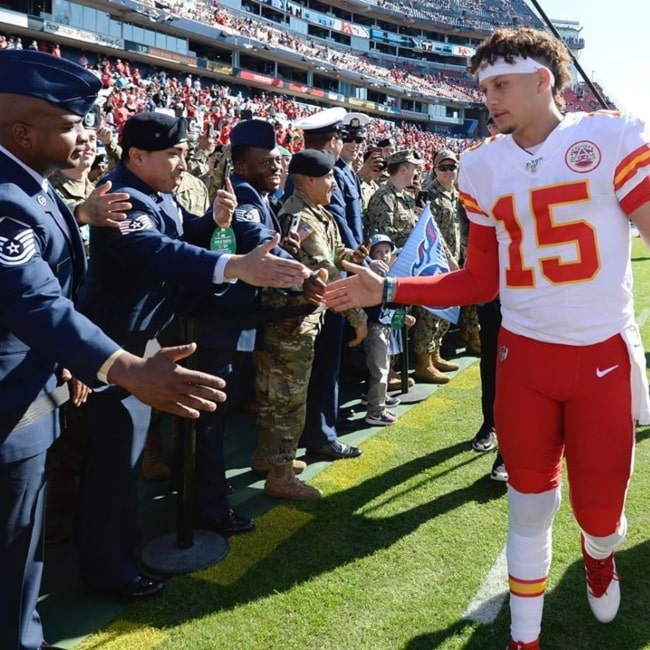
[86,50,476,169]
[371,0,542,30]
[127,0,486,103]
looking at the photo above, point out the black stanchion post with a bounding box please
[140,317,228,575]
[397,322,430,404]
[177,317,196,549]
[400,324,409,394]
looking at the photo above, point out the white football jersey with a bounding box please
[459,111,650,345]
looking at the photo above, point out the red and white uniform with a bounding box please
[459,111,648,348]
[395,111,649,511]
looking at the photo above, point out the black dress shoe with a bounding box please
[87,575,164,601]
[307,439,363,459]
[200,509,255,536]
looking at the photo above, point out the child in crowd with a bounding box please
[363,234,415,426]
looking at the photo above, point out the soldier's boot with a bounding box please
[414,352,449,384]
[387,368,415,391]
[431,347,460,372]
[264,463,322,501]
[142,423,170,481]
[251,429,306,475]
[464,331,482,357]
[251,449,307,475]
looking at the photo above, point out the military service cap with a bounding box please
[341,112,370,139]
[387,149,424,166]
[121,112,188,155]
[288,149,335,177]
[294,106,346,135]
[376,137,395,149]
[0,49,101,117]
[230,119,277,151]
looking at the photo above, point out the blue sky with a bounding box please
[529,0,650,122]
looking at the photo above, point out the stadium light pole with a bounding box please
[526,0,610,110]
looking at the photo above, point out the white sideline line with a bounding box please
[463,545,509,624]
[636,308,650,327]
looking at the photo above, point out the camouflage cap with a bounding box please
[433,149,459,167]
[387,149,424,166]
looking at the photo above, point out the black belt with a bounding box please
[12,384,70,431]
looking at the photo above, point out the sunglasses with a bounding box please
[342,136,365,144]
[437,164,458,172]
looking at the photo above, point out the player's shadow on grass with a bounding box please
[105,439,506,631]
[403,539,650,650]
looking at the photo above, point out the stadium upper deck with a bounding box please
[0,0,614,137]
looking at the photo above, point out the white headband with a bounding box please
[477,56,555,88]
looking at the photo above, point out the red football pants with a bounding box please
[494,328,634,537]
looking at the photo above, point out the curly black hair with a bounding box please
[469,28,572,108]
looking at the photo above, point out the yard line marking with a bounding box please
[635,308,650,327]
[463,545,509,624]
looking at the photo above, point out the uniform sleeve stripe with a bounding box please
[459,190,488,217]
[619,176,650,215]
[614,143,650,191]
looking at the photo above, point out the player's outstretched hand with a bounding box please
[324,260,385,311]
[107,343,227,418]
[225,233,310,288]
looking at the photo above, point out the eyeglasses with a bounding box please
[437,164,458,172]
[342,136,365,144]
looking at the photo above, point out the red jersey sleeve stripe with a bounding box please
[619,176,650,215]
[614,142,650,191]
[459,190,488,217]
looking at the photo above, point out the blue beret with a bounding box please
[230,119,276,150]
[0,50,101,117]
[288,149,335,177]
[120,112,188,154]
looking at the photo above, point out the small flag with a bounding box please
[387,203,460,324]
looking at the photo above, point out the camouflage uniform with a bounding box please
[364,180,418,247]
[49,171,96,255]
[175,170,210,216]
[413,177,464,354]
[359,176,380,211]
[254,189,366,467]
[187,148,213,185]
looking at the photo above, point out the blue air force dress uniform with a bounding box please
[335,111,371,247]
[184,119,295,530]
[0,51,123,650]
[76,112,232,594]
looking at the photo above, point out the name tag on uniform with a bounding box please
[210,226,237,254]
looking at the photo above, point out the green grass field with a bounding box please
[76,237,650,650]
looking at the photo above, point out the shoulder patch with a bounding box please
[235,206,262,223]
[118,213,155,235]
[0,216,36,267]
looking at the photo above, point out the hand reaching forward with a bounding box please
[224,233,310,288]
[324,260,385,311]
[106,343,227,418]
[75,180,131,227]
[302,268,328,305]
